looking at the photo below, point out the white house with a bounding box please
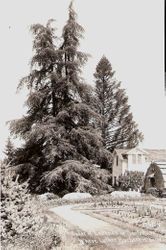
[112,148,166,186]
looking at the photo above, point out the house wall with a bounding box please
[112,155,122,186]
[127,154,149,172]
[122,160,128,175]
[112,148,166,188]
[112,151,149,186]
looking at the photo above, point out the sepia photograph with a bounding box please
[0,0,165,249]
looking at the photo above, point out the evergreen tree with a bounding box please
[3,137,15,165]
[94,56,143,152]
[9,19,59,189]
[9,3,112,194]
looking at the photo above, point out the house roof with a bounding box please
[114,148,166,162]
[113,149,130,160]
[114,148,147,160]
[114,149,129,155]
[114,148,148,156]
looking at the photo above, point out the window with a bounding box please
[138,154,142,164]
[114,176,117,186]
[132,154,136,164]
[116,156,119,166]
[123,154,128,160]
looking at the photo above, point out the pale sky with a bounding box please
[0,0,165,159]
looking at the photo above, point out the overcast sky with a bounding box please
[0,0,165,159]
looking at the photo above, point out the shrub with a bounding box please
[1,162,60,249]
[1,163,41,242]
[118,171,144,191]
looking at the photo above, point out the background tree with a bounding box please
[94,56,143,152]
[9,3,112,195]
[3,137,15,165]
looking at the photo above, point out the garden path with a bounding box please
[47,205,166,250]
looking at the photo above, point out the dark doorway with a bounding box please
[150,177,156,187]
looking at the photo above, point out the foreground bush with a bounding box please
[118,171,144,191]
[1,164,39,241]
[1,162,60,249]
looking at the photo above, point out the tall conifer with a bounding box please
[94,56,143,152]
[9,3,112,194]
